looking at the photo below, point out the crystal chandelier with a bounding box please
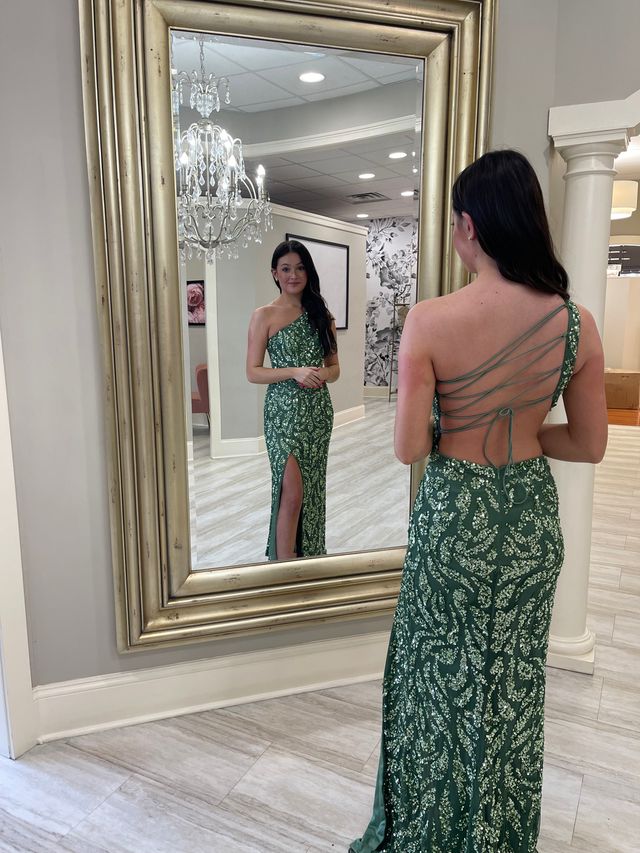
[171,36,271,262]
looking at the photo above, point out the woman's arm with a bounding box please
[246,309,325,387]
[394,303,436,465]
[319,320,340,383]
[538,306,608,463]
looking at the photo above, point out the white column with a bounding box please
[547,136,626,673]
[0,329,38,757]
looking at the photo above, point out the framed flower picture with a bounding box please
[186,279,205,325]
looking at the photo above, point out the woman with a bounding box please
[351,150,607,852]
[246,239,340,561]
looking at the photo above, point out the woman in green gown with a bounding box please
[351,151,608,852]
[246,239,339,561]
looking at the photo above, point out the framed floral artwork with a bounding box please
[187,279,205,325]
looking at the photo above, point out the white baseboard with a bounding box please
[211,435,267,458]
[209,405,365,457]
[33,631,389,743]
[363,386,390,398]
[333,404,365,429]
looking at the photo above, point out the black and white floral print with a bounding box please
[364,217,418,387]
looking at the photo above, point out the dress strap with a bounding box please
[437,299,578,501]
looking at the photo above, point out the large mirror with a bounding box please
[79,0,495,649]
[172,33,423,569]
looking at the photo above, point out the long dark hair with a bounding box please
[271,239,337,355]
[452,149,569,299]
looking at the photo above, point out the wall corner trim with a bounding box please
[33,630,389,743]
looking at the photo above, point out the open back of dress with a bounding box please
[351,300,581,853]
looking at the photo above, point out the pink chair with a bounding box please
[191,363,210,426]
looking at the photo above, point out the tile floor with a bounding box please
[0,426,638,852]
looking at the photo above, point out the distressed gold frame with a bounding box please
[78,0,495,650]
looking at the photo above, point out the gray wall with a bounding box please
[2,0,639,686]
[216,209,366,440]
[490,0,559,193]
[187,211,366,443]
[554,0,640,106]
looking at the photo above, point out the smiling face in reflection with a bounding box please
[272,252,308,297]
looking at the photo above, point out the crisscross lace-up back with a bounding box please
[433,299,580,499]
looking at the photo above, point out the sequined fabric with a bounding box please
[264,312,333,560]
[351,301,580,853]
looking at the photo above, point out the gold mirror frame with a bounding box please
[79,0,495,650]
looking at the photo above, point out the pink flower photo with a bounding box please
[187,280,205,325]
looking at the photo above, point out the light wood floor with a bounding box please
[608,407,640,427]
[0,426,638,852]
[190,399,410,570]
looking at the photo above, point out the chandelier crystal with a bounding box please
[171,36,271,261]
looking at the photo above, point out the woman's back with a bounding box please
[415,279,581,466]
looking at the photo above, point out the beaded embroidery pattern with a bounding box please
[351,300,581,853]
[264,312,334,560]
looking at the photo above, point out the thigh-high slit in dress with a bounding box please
[350,300,580,853]
[264,312,333,560]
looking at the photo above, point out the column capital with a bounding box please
[553,133,627,169]
[558,139,627,181]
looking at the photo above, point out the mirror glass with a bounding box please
[170,31,424,569]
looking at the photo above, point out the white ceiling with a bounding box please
[171,33,420,113]
[171,32,422,222]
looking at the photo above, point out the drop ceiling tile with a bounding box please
[283,146,353,164]
[259,180,300,195]
[284,174,351,192]
[341,176,418,198]
[303,81,380,102]
[339,55,419,81]
[244,155,299,170]
[274,190,328,206]
[346,133,418,156]
[336,166,399,184]
[240,97,306,113]
[226,73,299,107]
[365,147,413,167]
[209,41,315,71]
[379,70,424,86]
[260,57,371,96]
[302,154,380,175]
[170,38,248,78]
[264,163,323,180]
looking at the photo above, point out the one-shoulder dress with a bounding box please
[351,299,580,853]
[264,311,334,560]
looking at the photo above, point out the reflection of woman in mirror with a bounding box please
[246,240,340,560]
[352,151,607,852]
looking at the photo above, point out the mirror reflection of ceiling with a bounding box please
[171,32,423,222]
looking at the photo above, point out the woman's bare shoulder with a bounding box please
[409,291,458,317]
[250,303,278,323]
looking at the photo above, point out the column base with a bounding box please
[547,628,596,674]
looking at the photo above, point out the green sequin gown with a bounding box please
[264,312,333,560]
[351,301,581,853]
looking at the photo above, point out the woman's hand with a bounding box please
[293,366,325,388]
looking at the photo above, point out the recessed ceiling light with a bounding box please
[299,71,325,83]
[389,151,407,159]
[359,173,375,180]
[412,167,418,174]
[356,213,369,219]
[401,190,414,197]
